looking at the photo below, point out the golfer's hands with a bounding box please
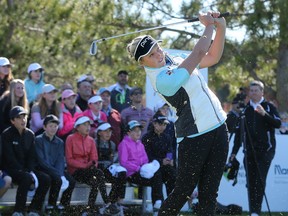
[213,12,226,28]
[199,12,215,27]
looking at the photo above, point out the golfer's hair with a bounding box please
[126,35,146,59]
[250,80,264,91]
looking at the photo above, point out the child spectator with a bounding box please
[30,84,62,136]
[24,63,45,105]
[1,106,50,216]
[58,89,82,141]
[35,115,76,213]
[65,116,120,215]
[118,120,163,210]
[0,57,13,97]
[95,122,127,211]
[82,95,107,138]
[98,87,122,146]
[142,113,176,196]
[0,79,29,134]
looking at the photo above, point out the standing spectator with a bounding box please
[76,76,93,111]
[121,87,154,137]
[98,87,122,146]
[0,79,29,134]
[0,57,13,97]
[82,95,107,138]
[118,120,163,209]
[142,113,176,197]
[35,115,76,212]
[24,63,45,105]
[109,70,131,113]
[30,84,62,136]
[58,89,82,141]
[95,122,127,210]
[229,80,281,215]
[1,106,50,216]
[65,116,120,215]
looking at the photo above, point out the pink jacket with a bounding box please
[82,109,107,138]
[65,132,98,175]
[58,103,83,137]
[118,135,149,177]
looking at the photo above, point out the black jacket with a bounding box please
[231,99,281,154]
[1,126,37,172]
[142,130,173,166]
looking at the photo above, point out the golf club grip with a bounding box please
[187,12,230,23]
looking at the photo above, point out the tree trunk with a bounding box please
[276,0,288,112]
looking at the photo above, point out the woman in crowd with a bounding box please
[127,11,228,215]
[0,79,29,133]
[0,57,13,97]
[30,84,62,136]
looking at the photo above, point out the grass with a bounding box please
[1,205,288,216]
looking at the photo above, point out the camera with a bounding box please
[233,87,247,109]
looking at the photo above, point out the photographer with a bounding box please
[228,81,281,216]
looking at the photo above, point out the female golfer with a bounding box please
[127,11,228,215]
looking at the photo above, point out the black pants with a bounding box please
[159,165,176,196]
[72,167,109,206]
[47,172,76,207]
[158,124,229,216]
[244,150,274,214]
[7,169,50,213]
[128,170,163,204]
[103,168,126,203]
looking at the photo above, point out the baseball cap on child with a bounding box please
[42,84,58,94]
[97,87,110,95]
[27,63,43,73]
[74,116,93,128]
[62,89,77,100]
[88,95,103,104]
[0,57,11,66]
[153,113,169,124]
[127,120,143,131]
[43,114,60,126]
[96,122,112,134]
[140,160,160,179]
[9,106,28,119]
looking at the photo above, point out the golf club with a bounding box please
[89,12,230,55]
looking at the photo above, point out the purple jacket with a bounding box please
[118,135,148,177]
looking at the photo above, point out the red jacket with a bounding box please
[106,108,122,146]
[65,132,98,175]
[58,103,83,138]
[82,109,107,138]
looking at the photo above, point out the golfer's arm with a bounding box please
[199,22,226,68]
[179,25,214,75]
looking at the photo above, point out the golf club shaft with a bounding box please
[94,12,230,43]
[90,12,229,55]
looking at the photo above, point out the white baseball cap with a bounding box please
[88,95,103,104]
[0,57,11,66]
[74,116,93,128]
[96,122,112,134]
[27,63,43,73]
[42,84,58,94]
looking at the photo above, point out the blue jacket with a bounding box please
[35,133,65,177]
